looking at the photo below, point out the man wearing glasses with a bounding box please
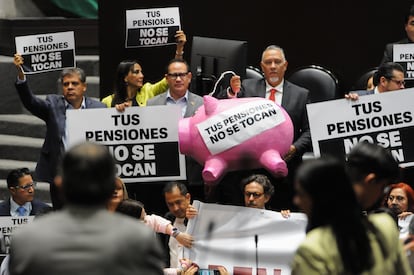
[241,174,290,218]
[346,62,406,100]
[13,54,105,210]
[147,58,203,118]
[147,59,204,187]
[0,168,52,216]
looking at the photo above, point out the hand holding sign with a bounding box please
[13,53,25,80]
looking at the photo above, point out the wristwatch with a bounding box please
[172,227,181,238]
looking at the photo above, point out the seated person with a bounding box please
[385,182,414,239]
[0,168,52,216]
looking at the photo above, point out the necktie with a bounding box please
[269,88,277,102]
[17,206,26,216]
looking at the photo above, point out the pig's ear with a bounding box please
[203,96,219,116]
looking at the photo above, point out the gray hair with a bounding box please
[261,45,286,62]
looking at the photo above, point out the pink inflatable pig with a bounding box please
[179,96,293,185]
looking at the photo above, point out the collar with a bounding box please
[166,90,189,102]
[10,198,32,216]
[65,97,86,109]
[265,79,284,93]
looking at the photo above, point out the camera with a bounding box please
[197,269,219,275]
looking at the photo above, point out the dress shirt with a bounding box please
[63,97,86,149]
[166,90,189,117]
[265,80,284,105]
[169,217,186,268]
[10,198,32,217]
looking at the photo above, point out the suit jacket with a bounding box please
[147,91,205,186]
[230,78,312,158]
[9,207,164,275]
[352,89,375,96]
[381,38,413,65]
[15,81,106,184]
[0,198,52,216]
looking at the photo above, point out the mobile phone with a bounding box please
[197,269,219,275]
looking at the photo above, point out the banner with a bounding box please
[66,106,186,182]
[184,201,307,275]
[393,44,414,79]
[125,7,181,48]
[307,88,414,166]
[196,100,286,155]
[15,31,75,74]
[0,216,34,255]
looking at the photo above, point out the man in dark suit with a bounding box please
[9,142,164,275]
[214,45,311,210]
[346,62,405,99]
[13,54,106,209]
[380,5,414,88]
[0,168,51,216]
[381,5,414,65]
[147,58,204,187]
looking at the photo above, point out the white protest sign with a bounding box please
[66,105,186,182]
[196,100,286,155]
[185,201,307,275]
[307,88,414,166]
[125,7,181,48]
[393,44,414,79]
[0,216,34,255]
[15,31,75,74]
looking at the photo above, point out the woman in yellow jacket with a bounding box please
[102,30,186,110]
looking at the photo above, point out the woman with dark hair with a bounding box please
[291,157,411,274]
[102,30,186,109]
[385,182,414,239]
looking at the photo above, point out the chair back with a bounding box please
[245,65,263,79]
[353,67,378,90]
[288,65,339,103]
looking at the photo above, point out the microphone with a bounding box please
[255,234,259,275]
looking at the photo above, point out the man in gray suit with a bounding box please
[147,59,204,187]
[9,142,164,275]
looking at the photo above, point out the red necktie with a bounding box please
[269,88,277,102]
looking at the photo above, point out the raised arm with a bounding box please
[14,53,25,80]
[174,30,186,59]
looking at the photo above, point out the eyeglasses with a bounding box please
[62,81,81,87]
[388,78,405,86]
[13,182,37,191]
[244,192,264,198]
[388,195,406,202]
[167,72,189,79]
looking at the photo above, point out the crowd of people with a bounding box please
[2,4,414,274]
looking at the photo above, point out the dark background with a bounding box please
[99,0,414,214]
[99,0,413,98]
